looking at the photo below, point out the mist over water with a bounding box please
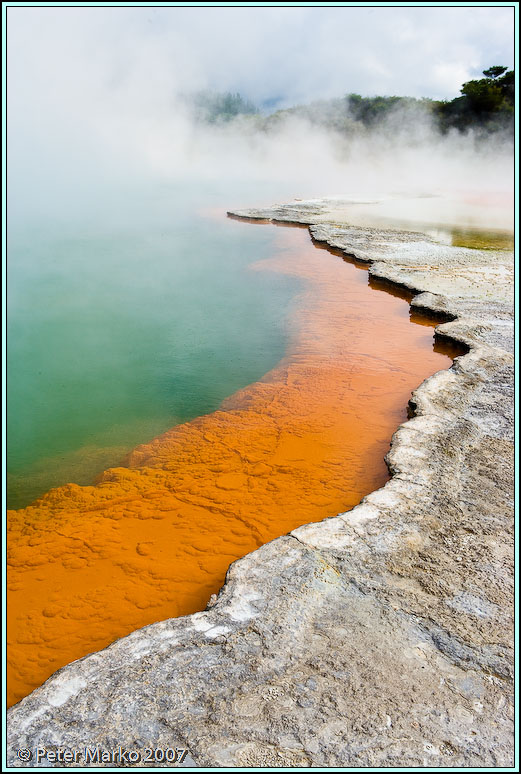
[7,6,514,507]
[8,5,514,223]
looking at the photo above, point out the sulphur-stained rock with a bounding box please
[7,199,514,767]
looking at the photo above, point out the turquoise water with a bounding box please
[7,184,301,508]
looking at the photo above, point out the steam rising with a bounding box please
[8,6,514,229]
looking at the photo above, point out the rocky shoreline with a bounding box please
[7,199,514,767]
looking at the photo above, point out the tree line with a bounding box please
[188,66,514,136]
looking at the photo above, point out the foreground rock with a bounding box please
[7,199,514,767]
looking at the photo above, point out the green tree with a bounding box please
[435,66,514,133]
[190,90,258,123]
[482,66,508,79]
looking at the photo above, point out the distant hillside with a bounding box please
[188,67,514,136]
[185,90,259,124]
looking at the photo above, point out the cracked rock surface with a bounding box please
[7,199,514,767]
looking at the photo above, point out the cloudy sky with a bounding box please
[8,4,515,110]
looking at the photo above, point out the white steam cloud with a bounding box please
[7,6,515,230]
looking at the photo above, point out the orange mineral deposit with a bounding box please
[7,222,461,706]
